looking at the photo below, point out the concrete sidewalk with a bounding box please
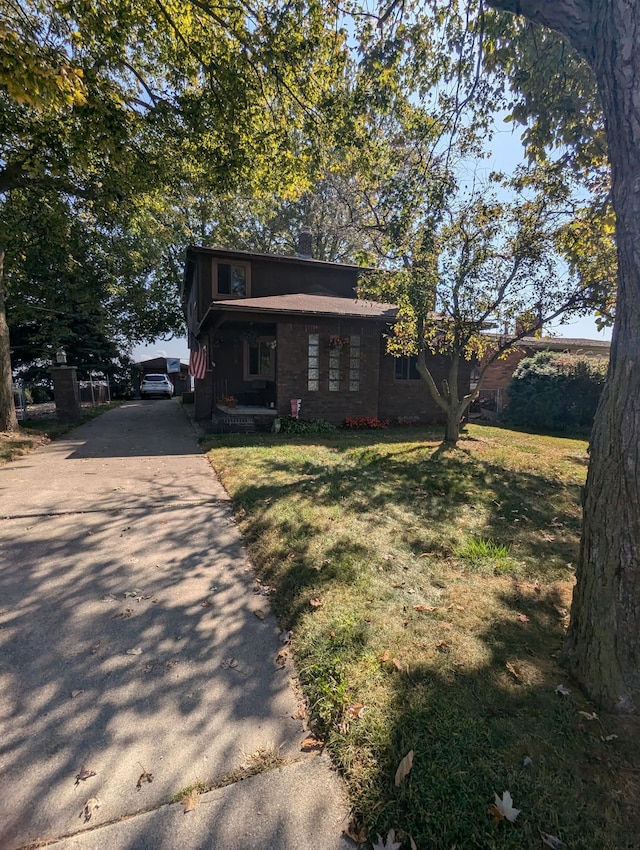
[0,401,351,850]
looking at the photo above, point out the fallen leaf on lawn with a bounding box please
[523,756,533,767]
[391,582,405,588]
[491,791,520,823]
[309,597,324,608]
[112,608,133,619]
[126,647,142,656]
[578,711,598,721]
[300,735,325,752]
[506,661,523,681]
[380,650,390,663]
[346,702,366,720]
[254,609,265,620]
[201,599,212,608]
[136,769,153,789]
[409,836,418,850]
[70,689,84,699]
[75,765,97,785]
[182,791,200,813]
[555,684,571,697]
[372,828,402,850]
[82,797,101,822]
[392,657,403,671]
[436,640,449,652]
[275,649,288,668]
[518,613,530,622]
[343,814,367,844]
[540,832,565,849]
[601,734,618,742]
[394,749,414,786]
[414,604,438,612]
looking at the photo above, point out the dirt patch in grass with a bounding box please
[205,425,640,849]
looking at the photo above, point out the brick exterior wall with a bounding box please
[377,344,472,424]
[480,349,527,392]
[276,318,380,424]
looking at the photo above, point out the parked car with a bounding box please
[140,374,174,399]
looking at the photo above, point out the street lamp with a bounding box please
[56,348,67,365]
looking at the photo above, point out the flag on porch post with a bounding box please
[188,335,207,380]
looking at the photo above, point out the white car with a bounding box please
[140,374,174,399]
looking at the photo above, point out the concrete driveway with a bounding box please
[0,401,350,849]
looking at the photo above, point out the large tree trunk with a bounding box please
[561,1,640,712]
[487,0,640,710]
[0,249,19,433]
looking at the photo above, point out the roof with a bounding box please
[519,335,610,351]
[186,244,371,273]
[483,333,610,354]
[205,293,399,322]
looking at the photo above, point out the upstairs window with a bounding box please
[214,261,249,297]
[395,355,421,380]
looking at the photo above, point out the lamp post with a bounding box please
[56,348,67,365]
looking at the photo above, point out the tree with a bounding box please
[468,0,640,710]
[362,183,594,442]
[364,0,637,711]
[0,0,352,430]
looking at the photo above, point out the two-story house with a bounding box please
[182,240,471,429]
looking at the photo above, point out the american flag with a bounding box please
[189,337,207,380]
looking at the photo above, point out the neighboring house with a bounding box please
[135,357,190,397]
[475,335,611,413]
[182,241,471,428]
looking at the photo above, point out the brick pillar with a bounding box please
[50,366,81,422]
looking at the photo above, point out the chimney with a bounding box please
[297,228,312,259]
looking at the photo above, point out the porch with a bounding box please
[212,403,279,433]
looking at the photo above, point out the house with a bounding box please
[182,241,471,428]
[135,356,191,397]
[474,335,611,414]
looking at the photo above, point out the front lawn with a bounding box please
[205,424,640,849]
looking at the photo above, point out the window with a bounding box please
[214,261,249,297]
[349,335,360,392]
[395,355,421,380]
[329,345,341,391]
[244,337,275,380]
[308,334,319,391]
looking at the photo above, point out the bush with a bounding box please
[278,416,336,435]
[504,351,607,432]
[28,384,53,404]
[342,416,390,429]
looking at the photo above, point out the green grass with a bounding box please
[204,424,640,849]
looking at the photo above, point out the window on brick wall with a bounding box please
[349,335,360,391]
[308,333,319,391]
[329,345,341,391]
[395,355,421,380]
